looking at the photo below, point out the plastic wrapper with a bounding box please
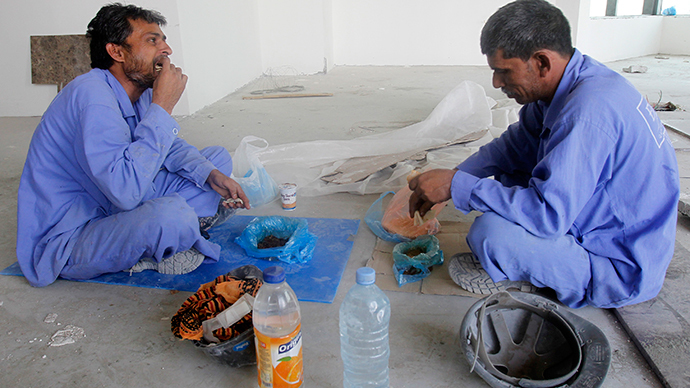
[255,81,497,196]
[381,186,448,240]
[235,216,317,264]
[365,191,410,243]
[231,136,279,207]
[392,235,443,286]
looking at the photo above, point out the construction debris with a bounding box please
[655,101,682,111]
[49,325,85,347]
[623,65,648,73]
[43,313,58,324]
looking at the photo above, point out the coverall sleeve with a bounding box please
[450,106,616,238]
[162,137,217,189]
[76,101,179,211]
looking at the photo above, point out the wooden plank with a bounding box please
[242,93,333,100]
[615,241,690,388]
[665,122,690,140]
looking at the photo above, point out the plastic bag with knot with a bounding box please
[392,235,444,286]
[235,216,317,264]
[232,136,279,208]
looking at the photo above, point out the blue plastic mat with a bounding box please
[1,216,360,304]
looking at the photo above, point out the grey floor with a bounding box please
[1,55,689,387]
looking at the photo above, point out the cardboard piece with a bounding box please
[320,129,488,185]
[366,220,482,298]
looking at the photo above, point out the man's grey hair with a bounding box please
[480,0,574,61]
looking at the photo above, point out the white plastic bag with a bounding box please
[231,136,279,208]
[256,81,494,196]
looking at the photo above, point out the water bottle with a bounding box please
[253,266,303,388]
[339,267,391,388]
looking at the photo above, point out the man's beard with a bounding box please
[123,55,156,89]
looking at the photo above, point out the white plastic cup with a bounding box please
[279,183,297,211]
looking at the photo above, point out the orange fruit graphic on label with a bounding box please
[276,356,303,384]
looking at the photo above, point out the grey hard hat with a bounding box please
[460,291,611,388]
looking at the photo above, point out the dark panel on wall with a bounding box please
[31,35,91,91]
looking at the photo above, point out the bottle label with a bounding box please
[255,324,303,388]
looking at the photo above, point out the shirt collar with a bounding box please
[102,69,137,120]
[541,48,584,131]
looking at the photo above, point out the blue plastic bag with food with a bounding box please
[392,235,443,286]
[235,216,317,264]
[364,188,447,242]
[364,191,411,243]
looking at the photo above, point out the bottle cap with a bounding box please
[263,266,286,284]
[356,267,376,285]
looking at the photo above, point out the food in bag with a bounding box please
[381,186,447,239]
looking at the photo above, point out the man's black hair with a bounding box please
[86,3,166,69]
[480,0,574,61]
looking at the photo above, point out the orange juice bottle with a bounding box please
[253,266,303,388]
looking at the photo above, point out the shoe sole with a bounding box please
[157,248,205,275]
[448,253,537,294]
[127,248,205,275]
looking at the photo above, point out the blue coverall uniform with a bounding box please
[451,49,680,308]
[17,68,229,287]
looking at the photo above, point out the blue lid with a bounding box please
[263,266,286,284]
[356,267,376,285]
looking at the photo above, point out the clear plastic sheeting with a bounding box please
[253,81,519,197]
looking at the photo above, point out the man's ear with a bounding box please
[106,43,126,64]
[533,51,552,78]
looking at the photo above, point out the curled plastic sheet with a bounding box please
[235,216,317,264]
[256,81,500,196]
[392,235,444,286]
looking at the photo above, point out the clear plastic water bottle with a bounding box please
[339,267,391,388]
[253,266,303,388]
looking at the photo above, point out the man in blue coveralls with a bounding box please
[409,0,679,308]
[16,4,249,287]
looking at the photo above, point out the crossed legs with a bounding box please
[60,146,232,280]
[466,212,592,308]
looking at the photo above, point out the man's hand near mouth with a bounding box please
[152,56,187,114]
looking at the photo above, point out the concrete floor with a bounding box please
[1,55,689,387]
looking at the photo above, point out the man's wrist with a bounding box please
[450,170,478,213]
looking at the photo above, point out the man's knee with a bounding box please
[467,212,515,255]
[63,194,202,279]
[200,146,232,176]
[140,194,199,231]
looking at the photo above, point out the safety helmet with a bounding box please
[460,291,611,388]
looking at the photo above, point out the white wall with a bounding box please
[257,0,330,74]
[177,0,263,114]
[0,0,184,117]
[576,15,663,62]
[331,0,506,66]
[573,0,689,61]
[2,0,690,117]
[0,0,264,117]
[660,15,690,54]
[552,0,586,47]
